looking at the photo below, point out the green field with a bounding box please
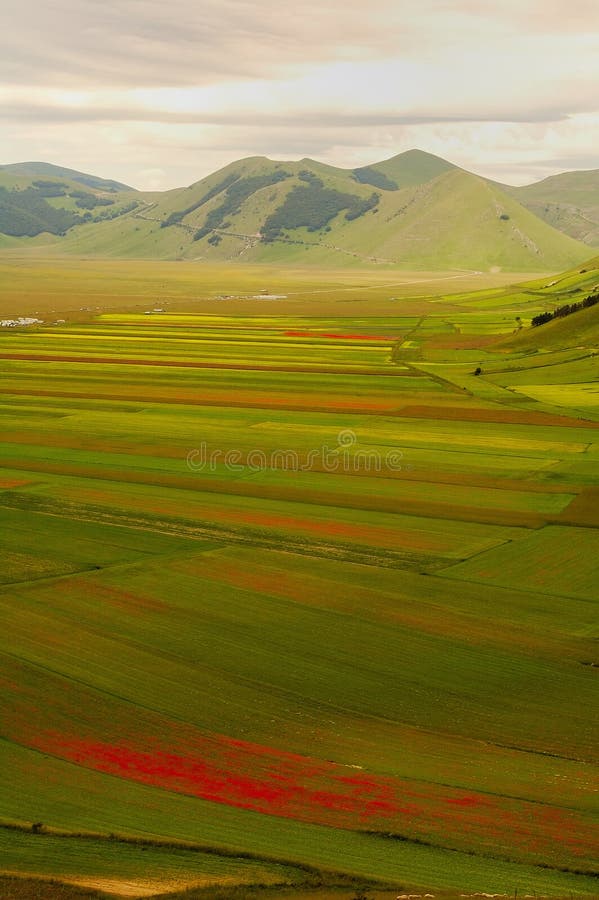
[0,258,597,899]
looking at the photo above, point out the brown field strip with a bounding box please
[0,387,406,414]
[555,487,599,526]
[0,353,408,376]
[0,478,32,489]
[393,404,599,428]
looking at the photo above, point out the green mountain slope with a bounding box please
[251,167,587,271]
[0,169,140,239]
[47,157,588,271]
[360,148,456,190]
[0,161,135,193]
[506,169,599,246]
[0,152,592,270]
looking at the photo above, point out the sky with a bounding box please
[2,0,599,191]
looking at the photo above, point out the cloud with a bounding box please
[1,1,599,189]
[1,0,413,88]
[4,0,597,90]
[0,102,576,127]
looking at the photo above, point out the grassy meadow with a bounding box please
[0,257,597,899]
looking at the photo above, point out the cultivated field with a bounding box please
[0,258,597,899]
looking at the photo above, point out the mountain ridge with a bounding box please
[0,149,597,270]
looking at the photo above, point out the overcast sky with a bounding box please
[2,0,599,190]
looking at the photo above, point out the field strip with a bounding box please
[0,459,564,528]
[2,820,592,899]
[391,403,599,429]
[0,352,407,376]
[0,494,453,571]
[432,568,599,605]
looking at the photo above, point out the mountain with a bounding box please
[506,170,599,247]
[0,150,592,270]
[0,161,135,193]
[0,168,139,241]
[355,148,456,190]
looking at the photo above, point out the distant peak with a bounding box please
[386,148,455,166]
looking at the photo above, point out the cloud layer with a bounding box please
[2,0,599,189]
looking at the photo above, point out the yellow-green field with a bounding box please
[0,257,597,899]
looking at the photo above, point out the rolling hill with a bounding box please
[0,167,140,244]
[356,147,456,190]
[0,149,594,270]
[506,169,599,247]
[0,161,135,193]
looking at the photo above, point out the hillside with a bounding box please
[507,169,599,246]
[0,149,593,271]
[359,147,456,190]
[499,292,599,350]
[0,161,135,193]
[0,169,139,239]
[250,167,588,271]
[25,153,588,271]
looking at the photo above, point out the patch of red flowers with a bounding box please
[40,734,405,827]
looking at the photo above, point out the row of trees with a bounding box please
[531,292,599,327]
